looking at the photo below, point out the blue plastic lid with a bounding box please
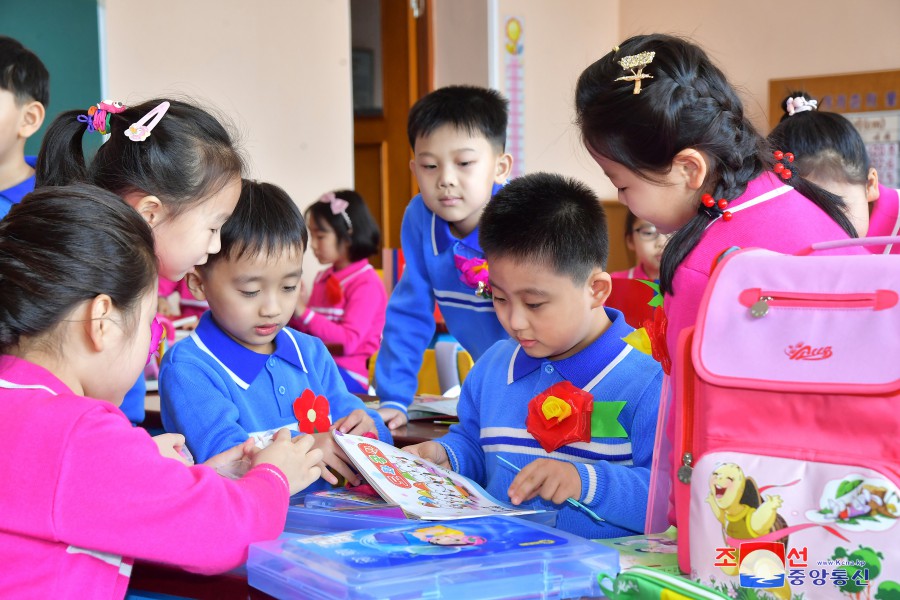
[249,515,618,600]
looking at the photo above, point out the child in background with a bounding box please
[0,186,322,597]
[160,180,390,488]
[609,210,669,282]
[376,85,513,428]
[37,98,244,424]
[768,92,900,254]
[405,173,663,538]
[289,189,386,394]
[158,276,208,324]
[0,36,47,220]
[575,34,865,369]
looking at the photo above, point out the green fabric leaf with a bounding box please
[636,279,664,307]
[591,401,627,438]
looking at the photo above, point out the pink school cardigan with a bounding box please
[0,355,289,599]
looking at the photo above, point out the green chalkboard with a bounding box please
[1,0,102,155]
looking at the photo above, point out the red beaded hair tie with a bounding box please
[701,193,733,222]
[773,150,794,180]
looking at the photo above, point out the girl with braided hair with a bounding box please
[575,34,867,530]
[575,33,864,370]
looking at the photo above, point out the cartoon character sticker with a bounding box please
[807,475,900,532]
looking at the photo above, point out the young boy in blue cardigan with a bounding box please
[405,173,663,538]
[160,180,390,489]
[376,86,513,429]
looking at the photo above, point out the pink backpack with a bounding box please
[673,237,900,599]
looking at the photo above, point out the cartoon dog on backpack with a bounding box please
[707,463,792,598]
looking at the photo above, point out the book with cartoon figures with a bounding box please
[332,431,541,521]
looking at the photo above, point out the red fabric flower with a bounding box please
[526,381,593,453]
[293,389,331,434]
[325,275,343,305]
[642,305,671,375]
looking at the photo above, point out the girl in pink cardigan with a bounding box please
[291,190,386,394]
[0,186,323,598]
[575,34,865,529]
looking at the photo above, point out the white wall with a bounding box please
[104,0,354,282]
[619,0,900,134]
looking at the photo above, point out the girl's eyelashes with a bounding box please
[283,285,298,292]
[239,290,260,297]
[527,303,545,310]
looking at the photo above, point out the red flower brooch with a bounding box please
[526,381,594,453]
[293,389,331,434]
[325,275,343,305]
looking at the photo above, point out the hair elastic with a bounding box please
[786,96,818,116]
[125,101,171,142]
[319,192,353,230]
[76,100,127,135]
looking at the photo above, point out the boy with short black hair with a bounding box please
[160,180,390,489]
[406,172,663,538]
[376,85,513,428]
[0,36,49,219]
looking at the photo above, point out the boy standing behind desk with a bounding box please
[376,85,513,429]
[406,173,663,538]
[0,37,47,220]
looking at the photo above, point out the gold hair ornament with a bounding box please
[614,51,655,95]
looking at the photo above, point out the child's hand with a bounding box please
[152,433,192,465]
[203,438,256,470]
[294,281,310,318]
[157,295,176,317]
[403,441,450,470]
[507,459,581,506]
[254,429,324,495]
[303,432,361,487]
[377,407,408,429]
[332,409,377,436]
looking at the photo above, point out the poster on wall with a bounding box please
[841,110,900,188]
[503,16,524,179]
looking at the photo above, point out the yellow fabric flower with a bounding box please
[622,327,652,356]
[541,395,572,422]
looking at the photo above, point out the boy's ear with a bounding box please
[129,194,165,226]
[18,101,45,139]
[184,271,208,301]
[866,167,880,203]
[494,152,513,183]
[587,269,612,308]
[672,148,708,191]
[86,294,114,352]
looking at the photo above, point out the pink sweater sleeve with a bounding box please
[52,408,289,574]
[301,275,386,355]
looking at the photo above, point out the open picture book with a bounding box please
[332,430,542,521]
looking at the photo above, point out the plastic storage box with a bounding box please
[248,515,619,600]
[284,505,408,535]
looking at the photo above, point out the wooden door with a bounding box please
[352,0,434,269]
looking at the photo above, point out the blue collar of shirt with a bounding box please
[0,156,37,205]
[191,312,307,388]
[430,182,504,256]
[508,307,632,389]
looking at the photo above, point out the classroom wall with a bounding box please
[433,0,490,89]
[104,0,354,283]
[619,0,900,134]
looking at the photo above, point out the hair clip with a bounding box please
[786,96,818,116]
[614,51,655,94]
[773,150,794,180]
[77,100,127,135]
[125,101,171,142]
[319,192,353,230]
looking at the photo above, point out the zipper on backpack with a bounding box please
[738,288,898,318]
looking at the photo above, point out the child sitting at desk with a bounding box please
[159,180,391,489]
[0,186,322,596]
[405,173,663,538]
[289,189,386,394]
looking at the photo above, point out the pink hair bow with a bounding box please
[319,192,352,229]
